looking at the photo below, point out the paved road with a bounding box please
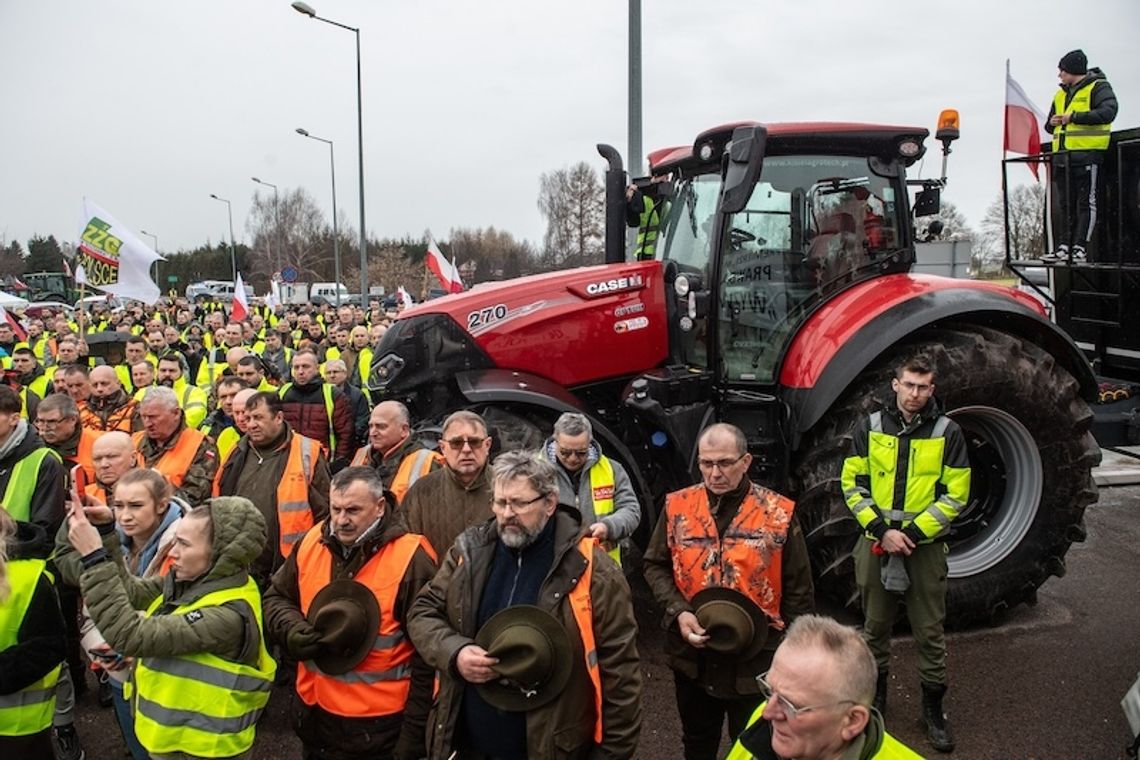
[73,487,1140,759]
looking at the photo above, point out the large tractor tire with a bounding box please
[793,326,1100,627]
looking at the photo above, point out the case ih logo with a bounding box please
[583,274,645,297]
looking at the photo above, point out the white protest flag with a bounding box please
[74,263,88,286]
[75,198,164,304]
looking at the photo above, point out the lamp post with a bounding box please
[209,194,238,282]
[251,177,282,275]
[297,128,341,306]
[291,1,368,306]
[140,229,160,289]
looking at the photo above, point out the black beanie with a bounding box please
[1058,49,1088,75]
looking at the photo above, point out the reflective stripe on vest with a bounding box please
[389,448,443,504]
[1052,80,1113,153]
[0,559,61,736]
[664,483,792,628]
[635,195,664,260]
[567,536,604,743]
[2,448,62,522]
[215,426,240,461]
[350,444,372,467]
[276,434,318,555]
[132,428,206,489]
[587,457,621,565]
[130,577,274,757]
[294,525,435,718]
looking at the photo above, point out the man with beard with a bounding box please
[400,410,493,558]
[80,365,142,433]
[157,353,208,429]
[350,401,441,503]
[408,452,642,759]
[213,391,330,586]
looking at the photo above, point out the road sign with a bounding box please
[281,266,298,283]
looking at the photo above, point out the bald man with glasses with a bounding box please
[401,410,494,557]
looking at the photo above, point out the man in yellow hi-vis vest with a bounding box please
[1044,48,1119,262]
[541,412,641,565]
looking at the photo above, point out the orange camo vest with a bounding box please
[212,433,320,559]
[132,428,206,489]
[350,445,443,504]
[664,483,794,628]
[294,526,436,717]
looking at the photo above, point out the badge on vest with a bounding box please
[593,485,614,500]
[185,610,204,624]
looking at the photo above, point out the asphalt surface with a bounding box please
[72,486,1140,759]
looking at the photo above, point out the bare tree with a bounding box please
[978,183,1047,261]
[247,188,337,281]
[915,200,974,243]
[537,162,604,270]
[446,226,535,284]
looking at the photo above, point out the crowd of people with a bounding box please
[0,291,969,759]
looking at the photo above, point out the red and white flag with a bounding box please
[0,305,26,342]
[231,272,250,322]
[1005,64,1048,179]
[396,285,414,306]
[425,235,464,294]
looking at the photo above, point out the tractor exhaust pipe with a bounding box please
[598,143,627,264]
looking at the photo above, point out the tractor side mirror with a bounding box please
[913,187,941,217]
[719,125,768,215]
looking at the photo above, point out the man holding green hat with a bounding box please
[408,450,643,759]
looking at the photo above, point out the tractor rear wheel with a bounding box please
[793,326,1100,627]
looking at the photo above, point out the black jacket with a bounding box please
[0,430,67,537]
[1045,68,1119,165]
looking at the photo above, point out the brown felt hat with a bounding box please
[692,587,769,660]
[306,579,380,676]
[473,605,573,712]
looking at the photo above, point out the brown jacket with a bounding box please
[407,509,642,760]
[400,465,493,558]
[642,478,814,698]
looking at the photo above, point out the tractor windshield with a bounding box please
[659,155,904,383]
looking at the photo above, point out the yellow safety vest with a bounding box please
[278,382,338,456]
[1052,80,1113,153]
[1,448,62,522]
[726,701,922,759]
[587,457,621,565]
[0,559,62,736]
[129,577,275,757]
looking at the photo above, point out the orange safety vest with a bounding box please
[212,433,320,559]
[349,445,443,504]
[69,427,103,485]
[664,483,793,629]
[294,526,435,718]
[80,398,139,433]
[567,535,604,743]
[132,428,206,489]
[85,481,112,505]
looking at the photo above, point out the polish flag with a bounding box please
[231,272,250,322]
[0,305,26,342]
[425,235,463,293]
[397,285,414,306]
[1005,65,1048,179]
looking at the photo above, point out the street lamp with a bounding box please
[140,229,160,290]
[297,127,341,306]
[251,177,282,275]
[209,194,238,282]
[291,1,368,306]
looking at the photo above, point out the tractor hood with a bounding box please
[390,260,669,388]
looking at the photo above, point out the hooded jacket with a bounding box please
[541,437,642,542]
[78,497,269,666]
[1045,68,1119,165]
[407,508,643,760]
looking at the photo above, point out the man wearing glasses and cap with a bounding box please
[726,615,920,759]
[400,410,494,557]
[643,422,814,760]
[408,450,642,759]
[541,412,641,565]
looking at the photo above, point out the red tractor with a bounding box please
[371,118,1099,625]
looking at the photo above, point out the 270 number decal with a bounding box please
[467,303,508,330]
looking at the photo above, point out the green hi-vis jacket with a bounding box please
[841,399,971,544]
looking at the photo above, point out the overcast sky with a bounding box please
[2,0,1136,259]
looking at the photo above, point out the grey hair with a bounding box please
[330,466,388,503]
[699,422,748,457]
[553,412,592,439]
[491,450,558,499]
[781,615,877,706]
[39,393,79,419]
[442,409,487,437]
[375,400,410,427]
[140,385,180,410]
[324,359,347,373]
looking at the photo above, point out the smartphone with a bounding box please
[71,464,89,505]
[87,648,121,663]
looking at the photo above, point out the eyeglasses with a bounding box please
[442,436,487,451]
[491,494,547,513]
[697,454,745,471]
[34,417,68,428]
[756,672,858,721]
[558,448,589,459]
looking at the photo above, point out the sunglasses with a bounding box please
[442,436,487,451]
